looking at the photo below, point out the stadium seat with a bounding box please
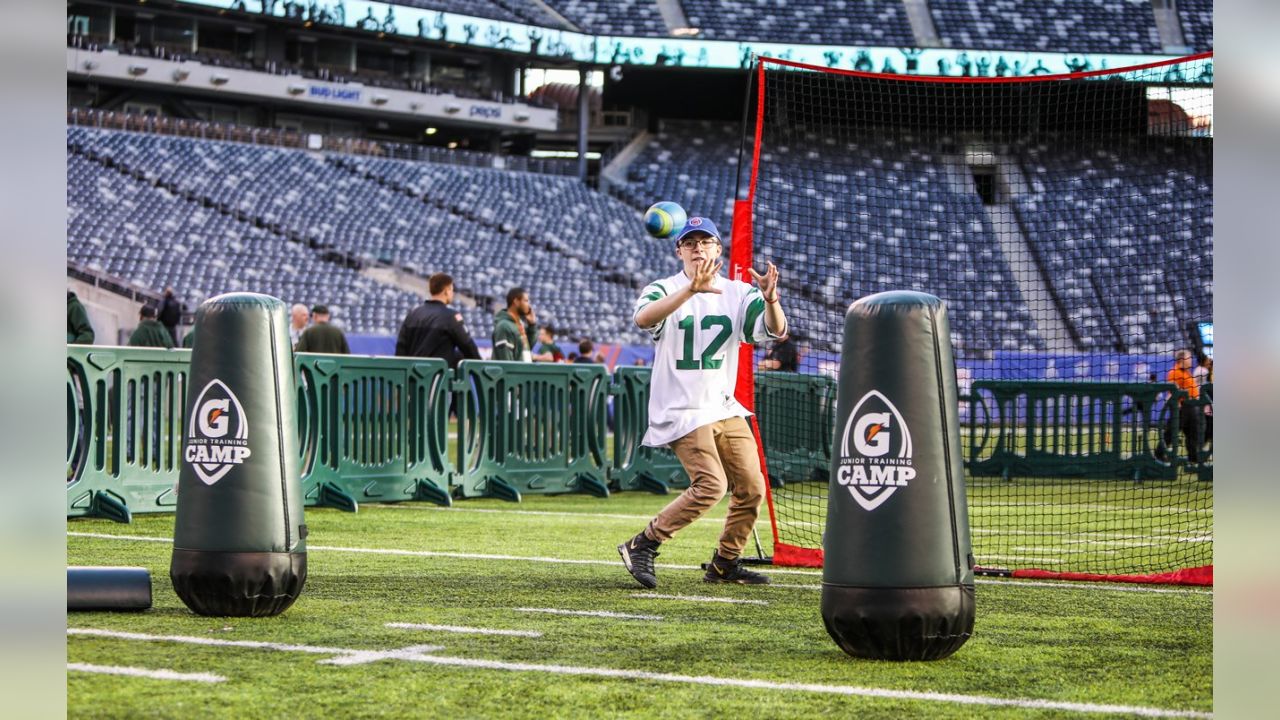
[929,0,1163,55]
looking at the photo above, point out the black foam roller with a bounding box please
[68,567,152,611]
[170,293,306,617]
[822,291,975,661]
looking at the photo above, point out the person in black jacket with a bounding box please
[158,287,183,344]
[395,273,480,367]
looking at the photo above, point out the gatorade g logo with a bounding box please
[837,390,915,511]
[185,378,251,485]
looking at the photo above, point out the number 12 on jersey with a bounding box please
[676,314,733,370]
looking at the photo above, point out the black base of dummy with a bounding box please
[821,584,975,661]
[170,549,306,617]
[68,567,152,611]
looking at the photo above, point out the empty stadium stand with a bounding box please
[1176,0,1213,52]
[682,0,915,46]
[67,126,658,343]
[929,0,1163,55]
[620,120,1043,353]
[543,1,670,37]
[1012,136,1212,352]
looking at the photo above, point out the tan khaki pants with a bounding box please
[644,416,765,561]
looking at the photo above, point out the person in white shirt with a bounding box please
[617,215,786,588]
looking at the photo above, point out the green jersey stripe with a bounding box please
[743,296,766,344]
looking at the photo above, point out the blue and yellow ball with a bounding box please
[643,201,688,239]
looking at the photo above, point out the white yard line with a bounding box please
[767,581,1212,596]
[514,607,663,621]
[371,504,657,521]
[631,593,768,606]
[67,662,226,683]
[67,628,1210,718]
[980,554,1066,564]
[67,532,1212,594]
[386,622,542,638]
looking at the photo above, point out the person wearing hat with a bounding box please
[617,214,787,588]
[295,304,350,355]
[128,305,175,348]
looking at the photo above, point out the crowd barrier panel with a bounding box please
[453,360,610,501]
[67,346,192,522]
[609,366,689,493]
[755,371,838,489]
[295,354,453,511]
[965,381,1186,482]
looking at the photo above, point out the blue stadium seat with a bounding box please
[1177,0,1213,52]
[930,0,1163,55]
[682,0,915,46]
[543,1,669,37]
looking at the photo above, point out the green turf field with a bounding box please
[68,493,1211,718]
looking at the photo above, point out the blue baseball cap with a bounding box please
[673,216,721,243]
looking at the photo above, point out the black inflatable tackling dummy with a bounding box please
[821,291,974,661]
[68,567,152,611]
[170,293,306,617]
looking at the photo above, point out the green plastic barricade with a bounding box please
[295,354,453,511]
[69,347,456,520]
[755,371,837,488]
[610,366,688,493]
[67,346,192,522]
[454,360,610,501]
[966,381,1183,482]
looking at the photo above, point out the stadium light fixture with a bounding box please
[371,94,389,105]
[171,68,190,82]
[209,73,229,86]
[447,142,458,149]
[424,127,438,135]
[127,64,148,77]
[444,103,461,114]
[82,60,99,71]
[671,27,701,37]
[513,111,530,122]
[287,83,306,95]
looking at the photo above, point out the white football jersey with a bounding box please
[635,270,779,447]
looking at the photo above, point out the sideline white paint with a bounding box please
[67,628,1210,718]
[514,607,663,621]
[67,662,226,683]
[373,504,656,521]
[386,622,542,638]
[320,645,444,666]
[772,581,1211,596]
[67,532,1212,594]
[631,593,768,606]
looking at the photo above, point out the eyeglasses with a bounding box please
[678,238,720,249]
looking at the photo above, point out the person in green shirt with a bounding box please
[128,306,174,348]
[491,287,537,362]
[534,325,563,362]
[67,290,94,344]
[295,305,351,354]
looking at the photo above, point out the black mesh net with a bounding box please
[743,56,1213,578]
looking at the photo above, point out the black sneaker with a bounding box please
[617,533,660,589]
[704,552,770,585]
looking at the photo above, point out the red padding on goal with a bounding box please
[1012,565,1212,587]
[772,543,824,568]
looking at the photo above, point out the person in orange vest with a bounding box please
[1162,348,1202,465]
